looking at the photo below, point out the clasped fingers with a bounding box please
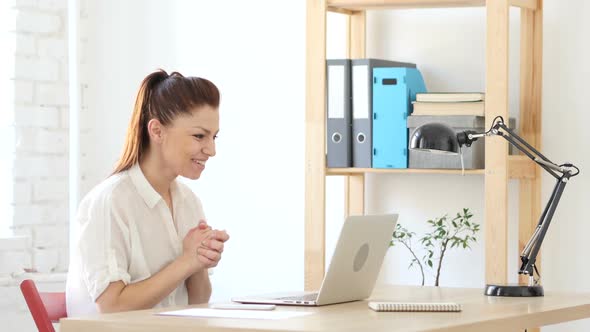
[209,229,230,243]
[197,247,222,268]
[201,238,224,253]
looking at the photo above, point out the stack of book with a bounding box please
[412,92,485,116]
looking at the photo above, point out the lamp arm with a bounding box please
[495,131,561,179]
[518,176,568,278]
[492,122,574,279]
[521,180,562,258]
[493,121,562,179]
[458,116,580,284]
[461,118,578,179]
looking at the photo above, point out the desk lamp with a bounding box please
[409,116,580,297]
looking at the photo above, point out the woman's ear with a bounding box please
[147,118,165,143]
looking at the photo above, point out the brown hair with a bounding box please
[112,69,220,174]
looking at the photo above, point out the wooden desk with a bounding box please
[60,285,590,332]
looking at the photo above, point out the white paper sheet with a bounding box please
[156,308,312,320]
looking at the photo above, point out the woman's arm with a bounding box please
[96,254,197,313]
[95,226,210,313]
[186,269,212,304]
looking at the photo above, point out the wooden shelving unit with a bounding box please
[305,0,543,300]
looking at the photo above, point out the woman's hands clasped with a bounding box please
[182,220,229,273]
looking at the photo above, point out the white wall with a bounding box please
[80,0,306,302]
[539,1,590,331]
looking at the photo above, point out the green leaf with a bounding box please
[428,260,433,268]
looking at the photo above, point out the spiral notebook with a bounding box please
[368,301,462,312]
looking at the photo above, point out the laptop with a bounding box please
[232,214,398,306]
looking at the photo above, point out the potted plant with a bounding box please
[391,208,480,286]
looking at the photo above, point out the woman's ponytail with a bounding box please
[112,70,168,174]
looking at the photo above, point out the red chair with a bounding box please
[20,279,67,332]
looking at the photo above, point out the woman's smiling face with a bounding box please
[159,105,219,180]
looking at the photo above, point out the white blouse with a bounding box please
[66,163,206,316]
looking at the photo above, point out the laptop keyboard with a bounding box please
[276,293,318,301]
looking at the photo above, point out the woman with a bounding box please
[66,69,229,316]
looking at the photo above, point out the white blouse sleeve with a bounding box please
[77,193,132,301]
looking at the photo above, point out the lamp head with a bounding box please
[409,123,460,154]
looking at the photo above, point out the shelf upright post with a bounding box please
[305,0,328,291]
[485,0,511,285]
[344,10,367,218]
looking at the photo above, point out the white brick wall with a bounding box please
[15,11,61,34]
[14,105,61,128]
[6,0,71,273]
[16,128,68,154]
[12,203,68,226]
[15,33,36,56]
[13,180,32,204]
[38,37,67,58]
[1,0,74,330]
[14,80,34,103]
[15,57,60,81]
[0,251,33,275]
[36,82,69,105]
[13,155,68,177]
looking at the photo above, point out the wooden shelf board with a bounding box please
[327,167,484,175]
[327,0,537,11]
[326,155,535,178]
[327,0,486,11]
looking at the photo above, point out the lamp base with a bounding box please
[485,284,544,297]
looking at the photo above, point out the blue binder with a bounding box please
[372,67,426,169]
[351,59,416,168]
